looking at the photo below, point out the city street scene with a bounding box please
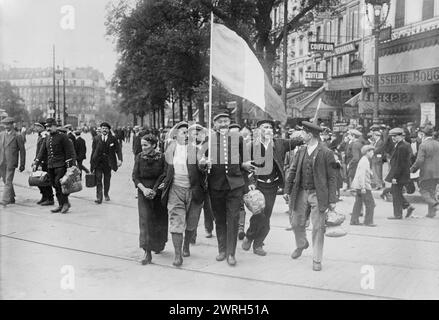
[1,0,439,301]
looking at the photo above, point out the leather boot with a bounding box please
[183,230,193,257]
[171,233,183,267]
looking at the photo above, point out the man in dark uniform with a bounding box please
[90,122,123,204]
[284,121,337,271]
[385,128,415,219]
[33,122,54,205]
[201,112,253,266]
[243,119,303,256]
[74,129,89,175]
[34,118,76,214]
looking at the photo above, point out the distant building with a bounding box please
[0,66,106,126]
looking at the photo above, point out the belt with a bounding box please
[302,188,316,192]
[257,177,279,184]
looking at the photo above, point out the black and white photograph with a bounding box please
[1,0,439,304]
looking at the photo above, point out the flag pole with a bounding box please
[208,11,214,172]
[312,98,322,124]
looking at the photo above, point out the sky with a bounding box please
[0,0,120,80]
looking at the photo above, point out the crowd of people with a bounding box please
[1,114,439,272]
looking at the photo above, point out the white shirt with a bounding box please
[102,135,107,142]
[307,142,318,156]
[173,143,190,188]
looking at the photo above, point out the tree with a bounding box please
[0,81,29,123]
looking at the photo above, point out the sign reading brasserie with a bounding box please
[305,71,326,80]
[309,42,334,52]
[363,67,439,87]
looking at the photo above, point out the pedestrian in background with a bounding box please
[90,122,123,204]
[0,117,26,206]
[410,125,439,218]
[74,129,89,176]
[132,134,168,265]
[385,128,415,220]
[350,145,376,226]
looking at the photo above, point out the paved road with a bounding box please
[1,133,439,300]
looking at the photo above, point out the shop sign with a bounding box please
[420,102,435,126]
[309,42,335,52]
[363,92,415,103]
[323,42,358,58]
[379,26,392,42]
[363,67,439,87]
[305,71,326,80]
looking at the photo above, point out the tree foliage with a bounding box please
[0,81,29,123]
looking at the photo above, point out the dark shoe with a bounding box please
[60,204,69,214]
[95,199,102,204]
[51,206,63,213]
[190,237,196,245]
[405,206,415,218]
[238,230,245,240]
[37,198,45,205]
[242,237,252,251]
[171,233,183,267]
[364,223,377,227]
[216,252,227,261]
[426,214,436,218]
[227,255,236,266]
[313,261,322,271]
[291,240,309,259]
[350,221,362,225]
[40,199,54,206]
[387,216,402,220]
[253,247,267,256]
[205,230,213,238]
[141,251,152,265]
[105,195,110,201]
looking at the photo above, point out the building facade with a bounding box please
[0,66,106,126]
[272,0,439,128]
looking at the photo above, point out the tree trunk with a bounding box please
[179,94,184,122]
[161,104,165,128]
[140,112,144,127]
[187,93,193,122]
[197,97,205,127]
[133,112,137,126]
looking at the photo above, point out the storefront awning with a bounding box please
[326,75,363,91]
[344,92,361,107]
[292,86,339,118]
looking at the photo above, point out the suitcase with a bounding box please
[60,166,83,194]
[85,173,97,188]
[28,170,51,187]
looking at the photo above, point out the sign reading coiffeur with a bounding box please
[309,42,335,52]
[363,67,439,87]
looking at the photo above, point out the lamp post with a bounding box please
[55,66,63,125]
[365,0,390,124]
[48,98,55,119]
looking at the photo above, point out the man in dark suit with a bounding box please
[371,130,385,190]
[63,124,76,144]
[243,119,303,256]
[410,125,439,218]
[161,121,207,267]
[284,121,337,271]
[0,117,26,205]
[385,128,415,219]
[201,112,253,266]
[34,118,76,214]
[33,122,54,205]
[132,125,143,157]
[74,130,89,175]
[90,122,123,204]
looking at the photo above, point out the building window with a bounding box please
[395,0,406,28]
[326,21,331,42]
[422,0,434,20]
[337,17,343,44]
[299,36,303,56]
[316,26,321,41]
[337,56,343,75]
[299,67,303,83]
[290,38,296,57]
[316,61,320,71]
[351,9,358,40]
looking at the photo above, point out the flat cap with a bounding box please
[361,145,375,155]
[229,123,241,130]
[64,124,73,129]
[34,122,45,129]
[256,120,275,128]
[388,128,404,136]
[349,129,362,137]
[45,118,57,126]
[100,122,111,129]
[407,122,414,126]
[213,112,230,122]
[175,121,188,130]
[370,124,380,131]
[188,123,206,132]
[301,121,323,133]
[1,116,15,124]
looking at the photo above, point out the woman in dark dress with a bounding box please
[132,134,168,265]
